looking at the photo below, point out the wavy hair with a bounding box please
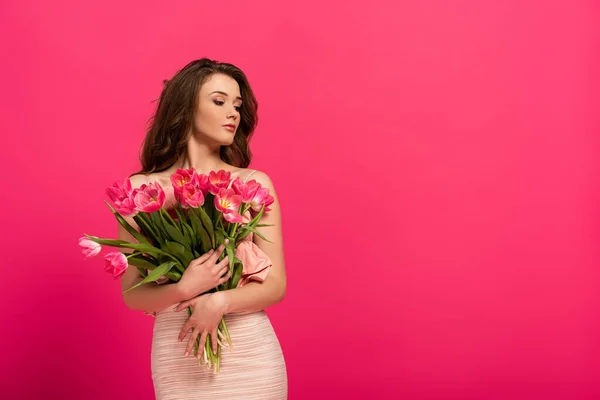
[130,58,258,177]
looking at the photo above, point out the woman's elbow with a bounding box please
[277,280,287,303]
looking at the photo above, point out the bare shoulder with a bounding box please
[128,173,149,188]
[129,172,172,189]
[244,169,275,188]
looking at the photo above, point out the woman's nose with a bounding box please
[227,108,238,119]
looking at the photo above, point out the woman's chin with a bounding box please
[221,134,235,145]
[205,134,234,147]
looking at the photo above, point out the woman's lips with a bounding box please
[223,125,236,132]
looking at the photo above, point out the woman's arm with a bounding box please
[216,170,287,314]
[120,268,189,315]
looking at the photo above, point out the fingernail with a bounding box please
[184,351,189,357]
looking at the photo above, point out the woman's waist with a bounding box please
[153,306,268,322]
[152,309,273,337]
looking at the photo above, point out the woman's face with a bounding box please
[192,73,242,146]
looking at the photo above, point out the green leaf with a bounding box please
[134,212,163,246]
[128,255,182,281]
[181,220,193,242]
[104,201,150,245]
[85,235,164,254]
[161,207,179,228]
[182,222,198,253]
[149,212,169,242]
[84,235,183,268]
[203,193,216,221]
[225,246,235,270]
[187,208,201,234]
[161,211,189,247]
[243,226,272,243]
[233,205,272,243]
[235,228,251,242]
[173,206,187,226]
[123,261,177,293]
[163,240,185,256]
[235,225,272,243]
[214,229,224,248]
[230,261,244,289]
[189,209,212,252]
[126,256,157,270]
[196,207,215,245]
[162,240,193,267]
[198,227,212,253]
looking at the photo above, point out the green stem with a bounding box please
[160,208,180,231]
[230,203,251,238]
[221,317,233,349]
[135,213,161,244]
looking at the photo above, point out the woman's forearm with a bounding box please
[218,277,286,315]
[122,279,189,315]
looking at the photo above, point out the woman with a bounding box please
[117,58,288,399]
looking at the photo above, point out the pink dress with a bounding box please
[142,170,288,399]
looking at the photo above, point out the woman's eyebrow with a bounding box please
[210,91,242,101]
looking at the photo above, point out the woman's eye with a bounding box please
[214,100,241,112]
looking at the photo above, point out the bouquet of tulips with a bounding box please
[78,169,274,374]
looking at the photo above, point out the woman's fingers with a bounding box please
[215,256,229,273]
[185,326,200,357]
[179,319,193,343]
[190,249,215,267]
[196,239,229,264]
[218,255,230,266]
[206,244,226,265]
[211,329,218,355]
[219,269,231,284]
[173,300,191,312]
[197,332,208,360]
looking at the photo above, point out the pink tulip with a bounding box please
[249,186,275,213]
[106,178,137,216]
[179,184,205,208]
[223,211,243,223]
[214,188,242,215]
[104,252,128,279]
[197,173,211,196]
[170,168,200,191]
[231,177,260,203]
[79,236,101,259]
[207,170,232,195]
[171,168,201,206]
[133,182,166,213]
[106,178,132,202]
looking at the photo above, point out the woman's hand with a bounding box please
[174,292,227,358]
[177,243,231,299]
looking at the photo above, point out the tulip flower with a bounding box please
[79,236,101,259]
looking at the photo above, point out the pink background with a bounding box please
[1,1,598,399]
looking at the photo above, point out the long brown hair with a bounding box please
[130,58,258,177]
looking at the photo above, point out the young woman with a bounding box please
[117,58,288,399]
